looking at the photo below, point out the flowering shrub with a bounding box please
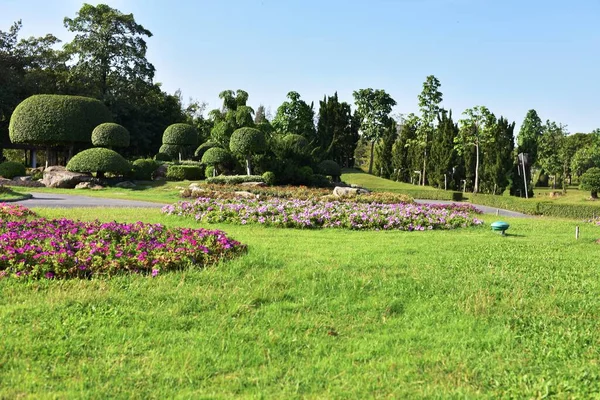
[163,198,484,231]
[0,214,246,280]
[0,202,37,220]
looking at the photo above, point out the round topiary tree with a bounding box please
[92,123,130,148]
[0,161,26,179]
[159,144,186,160]
[67,148,131,178]
[194,141,219,160]
[580,167,600,199]
[230,127,266,175]
[201,147,230,177]
[9,95,112,147]
[161,123,198,160]
[318,160,342,182]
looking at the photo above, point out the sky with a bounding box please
[2,0,599,133]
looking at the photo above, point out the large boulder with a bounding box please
[333,186,370,197]
[42,166,91,188]
[152,164,168,180]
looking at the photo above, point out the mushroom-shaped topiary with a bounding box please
[162,123,198,159]
[67,148,131,177]
[159,144,187,160]
[194,141,220,160]
[229,127,266,175]
[92,123,130,148]
[580,167,600,199]
[317,160,341,181]
[201,147,231,177]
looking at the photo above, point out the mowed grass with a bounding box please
[342,169,439,192]
[2,207,600,398]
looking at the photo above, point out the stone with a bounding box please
[115,181,136,188]
[188,182,203,189]
[153,165,168,180]
[333,186,370,197]
[0,176,44,188]
[240,181,267,187]
[42,166,91,188]
[234,190,258,199]
[13,176,32,182]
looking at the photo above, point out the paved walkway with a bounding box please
[16,192,530,218]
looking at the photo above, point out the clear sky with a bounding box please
[2,0,599,133]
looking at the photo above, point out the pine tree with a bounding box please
[429,110,460,189]
[516,109,543,166]
[374,119,397,178]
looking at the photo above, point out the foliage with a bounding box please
[352,89,397,174]
[262,171,276,186]
[0,214,246,279]
[9,94,112,145]
[206,175,265,185]
[154,152,171,162]
[132,158,159,180]
[92,122,130,148]
[579,167,600,198]
[162,123,198,146]
[66,148,131,175]
[272,91,316,142]
[163,197,483,231]
[428,110,462,190]
[374,119,397,178]
[571,145,600,178]
[201,147,230,166]
[166,165,203,181]
[158,144,186,160]
[204,165,215,179]
[208,90,254,148]
[480,117,515,194]
[230,127,266,175]
[516,109,543,166]
[0,161,26,179]
[194,141,219,159]
[317,160,341,179]
[316,93,359,167]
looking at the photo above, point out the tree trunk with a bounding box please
[422,150,427,186]
[474,144,480,194]
[592,190,598,199]
[245,154,252,176]
[368,141,375,174]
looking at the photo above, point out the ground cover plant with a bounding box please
[0,203,246,279]
[163,197,483,230]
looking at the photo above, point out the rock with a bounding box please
[42,166,91,188]
[1,176,44,188]
[333,186,370,197]
[76,182,104,190]
[13,176,32,182]
[153,165,168,180]
[115,181,136,188]
[175,186,185,190]
[188,182,203,189]
[234,191,258,199]
[240,181,267,187]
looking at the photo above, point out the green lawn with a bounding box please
[2,207,600,398]
[342,169,439,192]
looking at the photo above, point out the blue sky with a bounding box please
[2,0,599,133]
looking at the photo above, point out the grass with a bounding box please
[2,207,600,398]
[342,169,439,192]
[0,186,32,202]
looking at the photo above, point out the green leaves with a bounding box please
[272,91,317,142]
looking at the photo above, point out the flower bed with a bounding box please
[163,198,484,231]
[0,204,246,280]
[0,202,37,220]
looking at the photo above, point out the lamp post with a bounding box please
[518,153,529,199]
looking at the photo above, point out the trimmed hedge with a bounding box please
[386,189,464,201]
[92,123,130,148]
[0,161,26,179]
[162,124,198,146]
[9,94,112,145]
[262,171,276,186]
[66,148,131,175]
[166,165,204,181]
[206,175,265,185]
[132,159,159,181]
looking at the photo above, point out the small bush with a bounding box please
[0,161,26,179]
[92,123,130,148]
[205,165,216,179]
[132,159,159,181]
[310,174,331,188]
[580,167,600,198]
[155,152,171,162]
[66,148,131,175]
[318,160,342,179]
[166,165,204,181]
[262,171,276,186]
[206,175,265,185]
[194,141,219,159]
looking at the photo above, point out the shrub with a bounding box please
[132,159,159,181]
[229,128,266,175]
[201,148,231,169]
[206,175,265,185]
[155,152,171,162]
[298,166,314,185]
[310,174,331,188]
[159,144,187,159]
[166,165,204,181]
[92,123,130,148]
[205,165,216,179]
[194,141,219,159]
[317,160,342,180]
[162,123,198,146]
[66,148,131,175]
[262,171,276,186]
[580,167,600,198]
[9,94,112,145]
[0,161,26,179]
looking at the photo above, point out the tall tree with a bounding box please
[63,3,155,101]
[254,105,267,124]
[209,89,254,148]
[352,89,397,174]
[392,114,419,182]
[455,106,496,193]
[316,92,358,166]
[429,110,460,189]
[516,109,543,166]
[481,117,515,194]
[374,119,397,178]
[538,120,568,190]
[272,91,316,142]
[410,75,443,185]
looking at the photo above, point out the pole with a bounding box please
[522,159,529,199]
[576,226,580,240]
[444,174,447,191]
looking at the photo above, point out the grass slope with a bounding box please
[2,208,600,398]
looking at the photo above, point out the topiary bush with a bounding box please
[194,141,219,159]
[162,124,198,146]
[166,165,204,181]
[317,160,342,181]
[262,171,276,186]
[132,159,159,181]
[201,148,231,176]
[154,152,171,162]
[0,161,26,179]
[66,148,131,176]
[229,127,266,175]
[9,94,112,146]
[159,144,188,160]
[92,123,130,148]
[206,175,265,185]
[580,167,600,198]
[205,165,216,179]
